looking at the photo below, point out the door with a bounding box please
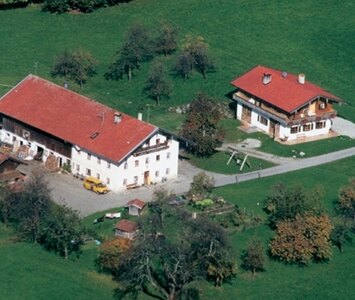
[144,171,150,185]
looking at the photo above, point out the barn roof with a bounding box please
[231,65,341,113]
[0,75,157,163]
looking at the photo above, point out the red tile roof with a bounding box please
[231,65,341,113]
[0,75,157,162]
[115,219,138,233]
[125,199,145,209]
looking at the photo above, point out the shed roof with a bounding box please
[125,199,145,210]
[115,219,138,233]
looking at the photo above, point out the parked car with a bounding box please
[83,176,109,194]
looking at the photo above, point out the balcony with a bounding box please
[233,92,336,126]
[133,141,169,157]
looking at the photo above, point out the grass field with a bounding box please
[0,226,115,300]
[1,156,354,299]
[0,1,354,299]
[0,0,354,122]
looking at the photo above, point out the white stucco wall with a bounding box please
[285,119,332,141]
[1,129,179,193]
[236,103,243,119]
[233,101,333,141]
[71,132,179,192]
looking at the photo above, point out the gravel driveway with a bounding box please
[47,146,355,217]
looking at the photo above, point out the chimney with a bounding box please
[137,112,143,121]
[298,73,305,84]
[262,73,272,85]
[114,112,122,124]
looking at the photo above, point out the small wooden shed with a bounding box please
[115,219,138,240]
[125,199,146,216]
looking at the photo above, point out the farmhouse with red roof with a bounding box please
[0,75,179,192]
[231,66,341,142]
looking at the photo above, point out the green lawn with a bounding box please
[187,151,275,174]
[0,0,354,121]
[0,225,115,300]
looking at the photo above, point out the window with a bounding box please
[156,138,160,145]
[145,157,149,164]
[97,157,101,164]
[87,153,91,160]
[302,123,313,132]
[290,126,299,134]
[97,173,100,180]
[86,168,91,176]
[155,171,160,178]
[166,168,170,175]
[107,162,111,169]
[316,121,326,129]
[106,178,110,185]
[124,161,128,169]
[76,164,80,172]
[257,115,268,126]
[134,176,138,183]
[167,152,171,159]
[156,155,160,161]
[135,160,139,167]
[123,178,127,185]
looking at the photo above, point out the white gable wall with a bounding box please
[71,132,179,192]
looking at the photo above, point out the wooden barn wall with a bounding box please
[2,117,72,158]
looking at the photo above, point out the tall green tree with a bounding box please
[144,61,172,106]
[180,35,215,80]
[174,52,193,82]
[180,93,224,157]
[155,23,178,57]
[270,214,333,264]
[51,49,97,88]
[39,205,84,259]
[336,178,355,223]
[241,238,266,275]
[12,173,52,243]
[108,204,234,300]
[106,23,152,81]
[70,50,97,88]
[264,183,324,228]
[51,50,74,80]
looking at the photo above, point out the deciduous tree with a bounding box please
[111,204,235,299]
[180,93,224,156]
[336,178,355,223]
[39,205,84,259]
[241,238,266,275]
[144,61,172,106]
[187,172,215,200]
[174,52,193,82]
[51,49,97,88]
[106,23,152,81]
[270,214,332,264]
[264,183,324,228]
[155,23,178,57]
[330,224,352,253]
[70,50,97,88]
[51,50,74,80]
[97,237,132,276]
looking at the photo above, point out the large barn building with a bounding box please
[0,75,179,192]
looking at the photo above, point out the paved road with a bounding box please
[48,146,355,217]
